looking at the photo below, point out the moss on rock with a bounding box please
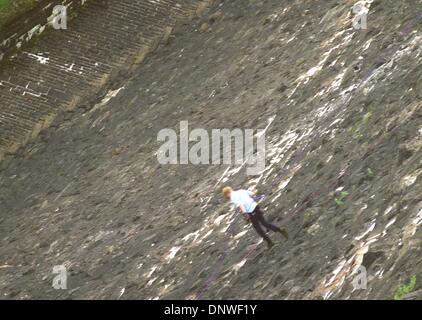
[0,0,38,31]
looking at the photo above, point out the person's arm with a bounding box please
[248,190,257,197]
[238,204,252,222]
[248,190,261,203]
[239,204,246,213]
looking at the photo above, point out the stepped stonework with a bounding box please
[0,0,212,161]
[0,0,421,300]
[0,0,90,62]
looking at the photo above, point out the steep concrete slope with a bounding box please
[0,0,210,161]
[0,0,421,299]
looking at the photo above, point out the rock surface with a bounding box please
[0,0,421,300]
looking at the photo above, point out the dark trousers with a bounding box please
[249,206,280,244]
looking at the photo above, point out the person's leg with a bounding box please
[254,207,280,232]
[255,206,289,240]
[249,214,274,248]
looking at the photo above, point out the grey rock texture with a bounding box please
[0,0,421,300]
[0,0,211,161]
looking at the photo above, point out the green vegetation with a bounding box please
[334,198,344,206]
[335,191,349,206]
[0,0,11,8]
[0,0,38,31]
[394,275,417,300]
[363,111,372,123]
[349,111,373,140]
[367,168,374,178]
[349,121,364,139]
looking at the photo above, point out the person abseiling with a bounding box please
[223,187,288,249]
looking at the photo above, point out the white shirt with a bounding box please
[230,190,257,213]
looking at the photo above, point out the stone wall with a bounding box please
[0,0,213,161]
[0,0,90,62]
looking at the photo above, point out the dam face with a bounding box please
[0,0,211,161]
[0,0,421,300]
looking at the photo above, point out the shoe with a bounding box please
[279,228,289,240]
[266,240,274,249]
